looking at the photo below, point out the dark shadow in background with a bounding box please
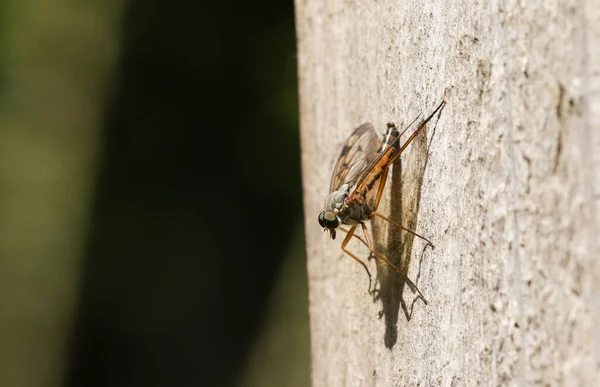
[372,124,430,349]
[376,105,445,348]
[65,1,301,386]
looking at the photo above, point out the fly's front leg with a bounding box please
[340,224,372,292]
[339,226,369,248]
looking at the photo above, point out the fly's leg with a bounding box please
[369,101,446,214]
[339,226,369,248]
[371,167,389,213]
[393,100,445,159]
[369,164,433,248]
[360,223,428,304]
[340,224,372,292]
[397,113,422,138]
[370,211,434,248]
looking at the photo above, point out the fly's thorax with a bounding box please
[323,183,350,214]
[338,197,373,225]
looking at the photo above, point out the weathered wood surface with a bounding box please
[296,0,599,385]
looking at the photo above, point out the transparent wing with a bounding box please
[329,123,381,193]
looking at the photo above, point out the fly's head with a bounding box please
[318,210,339,239]
[319,184,348,240]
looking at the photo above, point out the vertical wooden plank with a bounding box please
[295,0,599,385]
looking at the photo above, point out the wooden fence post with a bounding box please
[296,1,599,385]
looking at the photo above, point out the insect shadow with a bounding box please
[369,114,440,349]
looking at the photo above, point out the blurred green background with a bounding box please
[0,1,308,386]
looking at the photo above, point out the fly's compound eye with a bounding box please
[318,211,339,229]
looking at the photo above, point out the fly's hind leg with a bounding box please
[360,223,428,304]
[369,168,434,249]
[370,211,434,249]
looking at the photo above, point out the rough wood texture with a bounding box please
[296,1,599,385]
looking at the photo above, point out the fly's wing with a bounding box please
[329,123,381,193]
